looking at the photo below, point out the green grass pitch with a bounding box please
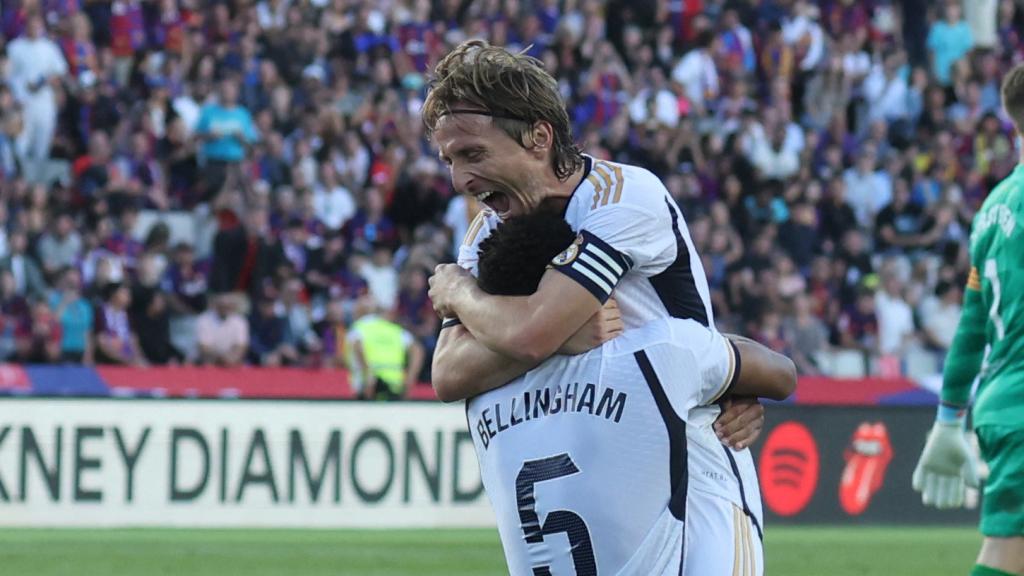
[0,526,979,575]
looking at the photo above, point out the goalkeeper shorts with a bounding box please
[976,425,1024,537]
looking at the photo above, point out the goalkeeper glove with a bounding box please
[911,405,980,510]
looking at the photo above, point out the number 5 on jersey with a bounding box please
[516,453,597,576]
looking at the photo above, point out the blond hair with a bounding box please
[422,40,583,181]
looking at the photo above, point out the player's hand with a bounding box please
[428,264,474,319]
[714,396,764,450]
[558,298,623,355]
[912,421,980,509]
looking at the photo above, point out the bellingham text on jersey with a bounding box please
[474,382,628,450]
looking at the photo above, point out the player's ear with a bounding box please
[525,121,554,155]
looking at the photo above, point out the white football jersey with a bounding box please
[466,318,762,576]
[458,156,714,330]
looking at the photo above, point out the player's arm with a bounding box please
[432,198,656,364]
[940,265,986,410]
[724,333,797,401]
[431,320,537,402]
[912,265,984,508]
[430,264,604,364]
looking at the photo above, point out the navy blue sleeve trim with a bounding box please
[726,339,743,394]
[550,230,633,304]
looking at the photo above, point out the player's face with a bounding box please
[434,113,550,220]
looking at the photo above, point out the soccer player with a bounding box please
[468,211,795,575]
[912,63,1024,576]
[424,40,764,449]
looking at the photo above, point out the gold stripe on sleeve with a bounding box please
[594,163,614,206]
[612,165,625,204]
[462,210,487,247]
[588,174,605,209]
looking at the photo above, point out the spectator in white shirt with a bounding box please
[839,32,871,83]
[5,16,69,178]
[783,1,825,72]
[864,51,910,123]
[843,145,893,228]
[629,67,680,129]
[671,29,720,114]
[750,125,800,180]
[919,280,962,353]
[312,162,356,231]
[875,270,917,356]
[357,243,399,311]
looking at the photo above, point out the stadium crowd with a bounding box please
[0,0,1019,388]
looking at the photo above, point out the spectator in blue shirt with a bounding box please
[194,77,259,202]
[927,1,974,86]
[47,267,94,364]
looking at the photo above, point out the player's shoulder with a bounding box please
[603,318,679,357]
[461,208,500,247]
[568,158,671,224]
[972,167,1024,248]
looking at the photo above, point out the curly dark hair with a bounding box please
[477,211,577,296]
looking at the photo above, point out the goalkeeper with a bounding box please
[913,63,1024,576]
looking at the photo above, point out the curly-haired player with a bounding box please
[465,211,795,576]
[425,39,765,450]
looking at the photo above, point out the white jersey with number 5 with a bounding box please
[465,318,762,575]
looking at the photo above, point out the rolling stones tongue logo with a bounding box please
[839,422,893,516]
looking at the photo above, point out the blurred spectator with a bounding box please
[395,264,438,379]
[875,267,918,357]
[195,293,248,367]
[38,212,84,281]
[131,253,181,365]
[280,277,321,358]
[357,243,399,311]
[210,207,287,299]
[837,287,880,353]
[843,146,892,229]
[5,15,68,181]
[0,269,29,354]
[315,298,348,369]
[750,127,800,180]
[919,280,963,355]
[133,289,181,365]
[671,29,719,115]
[346,187,398,255]
[864,51,911,125]
[785,294,829,376]
[313,162,356,231]
[15,299,62,363]
[194,77,258,201]
[1,230,46,299]
[47,267,93,364]
[874,180,924,254]
[248,296,298,367]
[348,294,424,401]
[94,282,145,366]
[927,1,974,86]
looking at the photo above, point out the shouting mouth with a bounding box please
[475,190,512,216]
